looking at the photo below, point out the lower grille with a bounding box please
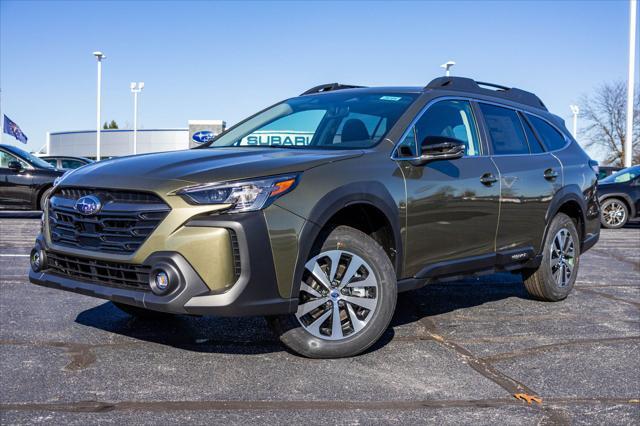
[46,251,151,292]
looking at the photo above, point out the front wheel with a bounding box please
[268,226,397,358]
[600,198,629,229]
[522,213,580,301]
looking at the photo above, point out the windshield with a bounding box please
[7,146,55,169]
[601,166,640,183]
[206,91,418,149]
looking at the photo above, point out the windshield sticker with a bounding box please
[380,96,402,101]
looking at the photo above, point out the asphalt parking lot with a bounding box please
[0,216,638,425]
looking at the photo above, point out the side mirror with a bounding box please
[413,136,466,165]
[7,160,23,172]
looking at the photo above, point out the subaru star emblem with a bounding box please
[74,195,102,216]
[192,130,216,144]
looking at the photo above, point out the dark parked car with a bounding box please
[0,144,64,210]
[40,156,93,170]
[29,77,600,358]
[598,165,640,228]
[597,165,622,180]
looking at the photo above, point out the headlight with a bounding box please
[176,174,299,213]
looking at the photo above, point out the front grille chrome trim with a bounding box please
[48,187,171,255]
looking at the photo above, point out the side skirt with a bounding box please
[397,247,539,293]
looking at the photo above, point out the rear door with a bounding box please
[477,103,562,254]
[400,99,501,276]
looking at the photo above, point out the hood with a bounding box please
[60,147,363,193]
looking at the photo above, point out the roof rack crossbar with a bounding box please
[425,77,547,111]
[301,83,366,96]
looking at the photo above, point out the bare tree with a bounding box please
[579,81,639,166]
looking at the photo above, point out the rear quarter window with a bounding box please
[527,115,567,151]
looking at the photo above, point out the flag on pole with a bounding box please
[3,115,28,144]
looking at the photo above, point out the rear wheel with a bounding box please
[600,198,628,229]
[268,226,397,358]
[112,302,175,319]
[522,213,580,301]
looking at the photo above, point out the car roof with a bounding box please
[300,77,548,112]
[298,77,566,130]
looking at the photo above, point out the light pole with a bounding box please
[625,0,637,167]
[93,51,106,161]
[130,82,144,155]
[569,105,580,139]
[440,61,456,77]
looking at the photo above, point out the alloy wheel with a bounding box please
[602,201,626,227]
[296,250,379,341]
[550,228,576,287]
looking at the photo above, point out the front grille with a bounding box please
[48,187,171,255]
[46,251,151,292]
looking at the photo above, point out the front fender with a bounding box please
[283,181,403,300]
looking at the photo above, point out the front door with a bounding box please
[400,99,501,277]
[0,149,32,208]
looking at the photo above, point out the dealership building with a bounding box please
[44,120,225,159]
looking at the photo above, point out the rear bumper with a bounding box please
[28,212,298,316]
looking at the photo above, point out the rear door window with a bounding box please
[61,159,86,169]
[527,115,567,151]
[479,103,530,155]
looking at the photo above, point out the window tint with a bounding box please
[527,115,567,151]
[61,159,85,169]
[0,150,27,168]
[479,104,529,155]
[43,158,57,167]
[414,100,480,156]
[520,115,545,153]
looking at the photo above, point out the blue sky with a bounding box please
[0,0,637,160]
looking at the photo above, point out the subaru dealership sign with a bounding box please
[188,120,226,148]
[240,131,314,146]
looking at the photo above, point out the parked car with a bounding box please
[40,156,93,170]
[29,77,600,358]
[598,165,640,228]
[597,165,622,180]
[0,144,64,210]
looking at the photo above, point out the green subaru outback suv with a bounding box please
[30,77,600,358]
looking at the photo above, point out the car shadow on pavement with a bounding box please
[75,272,529,356]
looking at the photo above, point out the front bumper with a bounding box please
[29,212,298,317]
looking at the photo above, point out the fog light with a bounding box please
[155,271,169,291]
[30,248,46,272]
[148,263,179,295]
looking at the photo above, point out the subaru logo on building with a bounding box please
[74,195,102,216]
[192,130,216,144]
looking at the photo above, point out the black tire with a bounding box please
[267,226,397,358]
[112,302,175,319]
[522,213,580,301]
[600,198,629,229]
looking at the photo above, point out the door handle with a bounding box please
[480,173,498,186]
[544,169,558,180]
